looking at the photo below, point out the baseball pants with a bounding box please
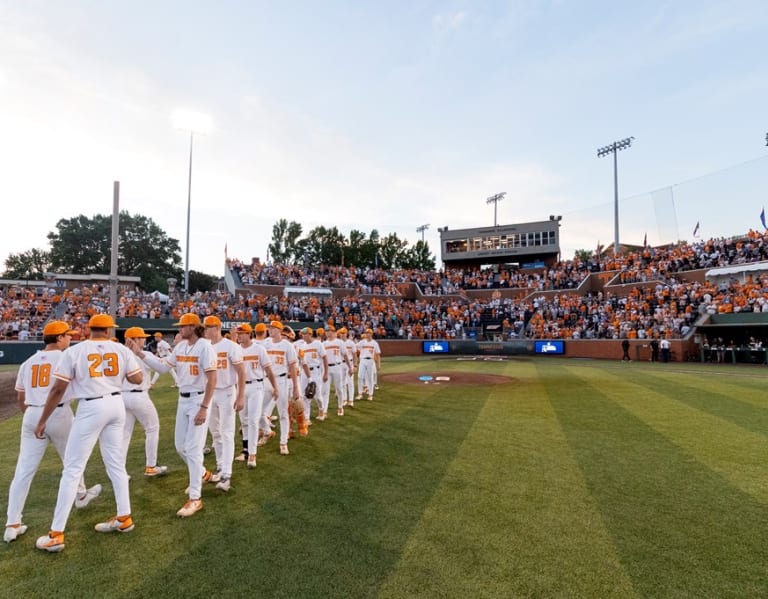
[245,383,264,456]
[51,397,130,532]
[175,395,210,501]
[6,405,87,527]
[121,391,161,468]
[208,387,237,478]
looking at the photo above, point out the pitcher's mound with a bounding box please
[382,372,513,385]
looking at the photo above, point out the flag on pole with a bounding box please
[693,221,700,238]
[643,233,647,248]
[761,208,766,230]
[224,242,228,259]
[596,240,601,256]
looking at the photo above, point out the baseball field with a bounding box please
[1,356,767,598]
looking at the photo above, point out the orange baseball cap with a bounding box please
[203,315,222,327]
[338,327,347,334]
[316,327,325,335]
[89,314,118,329]
[236,323,253,334]
[269,320,284,330]
[300,327,313,336]
[124,326,150,339]
[365,328,373,334]
[326,325,336,332]
[174,313,201,326]
[282,327,296,339]
[154,332,163,338]
[254,323,268,334]
[43,321,75,336]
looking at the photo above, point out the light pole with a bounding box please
[597,137,633,256]
[416,224,430,243]
[486,192,506,227]
[172,110,212,296]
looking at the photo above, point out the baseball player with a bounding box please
[150,332,177,387]
[34,314,143,553]
[357,328,381,401]
[338,327,357,408]
[295,327,328,424]
[5,321,102,544]
[314,326,330,418]
[323,326,353,416]
[263,321,300,455]
[130,313,217,517]
[234,324,279,468]
[202,316,245,492]
[121,327,168,477]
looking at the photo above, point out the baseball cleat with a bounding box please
[247,455,257,469]
[74,484,103,509]
[215,477,231,492]
[257,430,275,446]
[234,452,246,462]
[144,465,168,477]
[4,524,28,543]
[209,469,222,483]
[95,515,134,533]
[177,499,202,517]
[279,444,289,455]
[355,394,362,400]
[337,408,344,416]
[36,531,65,552]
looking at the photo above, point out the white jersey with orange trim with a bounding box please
[211,337,244,389]
[54,340,141,399]
[162,338,217,392]
[323,338,347,368]
[357,338,381,361]
[295,339,326,371]
[264,337,298,376]
[241,342,272,382]
[343,338,357,366]
[155,339,173,358]
[15,350,73,406]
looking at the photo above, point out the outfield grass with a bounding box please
[1,357,767,598]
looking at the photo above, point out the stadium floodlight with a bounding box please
[172,110,212,297]
[597,137,634,256]
[486,192,506,227]
[416,224,430,242]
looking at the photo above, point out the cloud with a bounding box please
[432,11,468,34]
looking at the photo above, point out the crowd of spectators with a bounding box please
[4,231,768,343]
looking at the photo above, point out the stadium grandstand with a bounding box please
[4,229,768,364]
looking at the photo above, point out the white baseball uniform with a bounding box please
[151,337,177,385]
[295,338,326,418]
[357,338,381,398]
[121,358,162,469]
[208,338,244,479]
[141,338,216,501]
[48,340,142,533]
[240,341,273,456]
[6,350,89,528]
[264,337,298,445]
[323,337,349,412]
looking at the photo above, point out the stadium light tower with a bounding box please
[416,224,430,243]
[486,192,506,227]
[597,137,634,257]
[172,109,212,297]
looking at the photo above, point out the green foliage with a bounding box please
[267,220,435,269]
[46,211,182,290]
[1,358,767,597]
[186,270,218,293]
[2,248,51,279]
[268,219,303,264]
[574,248,593,261]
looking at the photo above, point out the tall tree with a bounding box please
[2,248,52,280]
[344,229,367,267]
[400,240,436,270]
[300,226,346,266]
[268,219,303,264]
[378,233,408,269]
[46,211,182,291]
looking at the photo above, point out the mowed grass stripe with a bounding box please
[598,371,768,503]
[641,366,768,413]
[550,364,768,597]
[378,361,637,599]
[124,375,488,598]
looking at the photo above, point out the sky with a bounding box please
[1,1,767,278]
